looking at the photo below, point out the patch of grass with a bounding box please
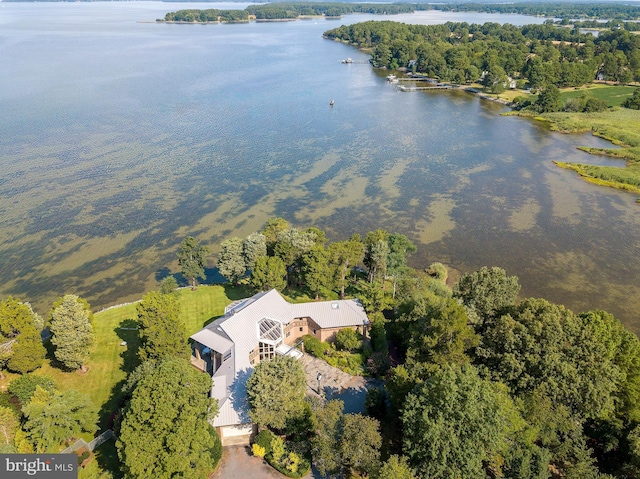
[560,84,636,108]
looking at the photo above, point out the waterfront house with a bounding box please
[190,289,369,445]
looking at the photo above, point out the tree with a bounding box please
[8,373,56,407]
[387,233,416,297]
[242,232,267,271]
[453,266,521,322]
[246,355,307,431]
[49,294,94,371]
[340,414,382,477]
[261,217,290,255]
[378,455,416,479]
[159,275,178,295]
[402,365,520,479]
[217,237,246,284]
[117,358,220,479]
[401,296,478,366]
[23,387,97,452]
[478,298,620,421]
[302,246,331,299]
[250,256,287,292]
[328,234,363,298]
[536,84,562,112]
[137,291,187,361]
[0,297,46,376]
[310,399,344,477]
[0,406,18,453]
[177,236,210,289]
[623,87,640,109]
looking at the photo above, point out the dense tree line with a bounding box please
[430,2,640,22]
[225,216,640,478]
[325,20,640,88]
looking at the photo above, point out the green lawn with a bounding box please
[560,84,636,107]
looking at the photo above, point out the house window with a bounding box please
[286,332,290,338]
[259,342,276,361]
[313,330,317,334]
[299,327,303,332]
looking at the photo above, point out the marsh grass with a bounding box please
[536,107,640,197]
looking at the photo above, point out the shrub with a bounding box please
[254,429,275,456]
[302,335,331,358]
[8,374,56,407]
[335,329,361,352]
[366,351,391,378]
[252,443,266,458]
[365,387,388,420]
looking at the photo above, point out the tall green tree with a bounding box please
[536,84,562,112]
[340,414,382,477]
[246,355,307,431]
[328,234,363,298]
[310,399,344,477]
[23,387,97,453]
[242,232,267,271]
[378,455,416,479]
[0,297,45,376]
[402,364,524,479]
[0,406,19,453]
[261,217,290,255]
[49,294,94,372]
[117,358,220,479]
[387,233,417,297]
[302,246,331,299]
[364,229,390,283]
[137,291,187,361]
[159,275,178,296]
[177,236,210,289]
[250,256,287,292]
[217,237,246,284]
[401,296,478,366]
[453,266,521,323]
[478,298,620,421]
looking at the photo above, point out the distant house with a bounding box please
[190,289,370,445]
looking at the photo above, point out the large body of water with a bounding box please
[1,2,639,331]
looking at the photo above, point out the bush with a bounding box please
[335,329,361,352]
[254,429,276,456]
[302,335,331,358]
[252,443,266,458]
[8,374,56,407]
[365,387,387,420]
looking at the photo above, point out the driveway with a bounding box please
[212,446,322,478]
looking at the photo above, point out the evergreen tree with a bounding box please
[0,406,19,453]
[217,237,246,284]
[250,256,287,292]
[136,291,187,361]
[49,294,94,372]
[23,387,97,453]
[117,358,220,479]
[0,297,46,376]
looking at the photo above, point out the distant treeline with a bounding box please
[325,20,640,86]
[162,3,418,22]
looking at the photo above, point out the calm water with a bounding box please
[1,3,639,331]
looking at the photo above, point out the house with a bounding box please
[190,289,370,446]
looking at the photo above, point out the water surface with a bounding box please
[1,3,639,332]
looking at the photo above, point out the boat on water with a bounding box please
[329,99,334,106]
[341,58,353,63]
[386,74,396,81]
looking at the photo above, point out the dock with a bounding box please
[397,84,456,92]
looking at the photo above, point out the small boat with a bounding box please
[386,74,396,81]
[341,58,353,64]
[329,100,334,106]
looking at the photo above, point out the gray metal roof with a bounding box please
[191,289,370,428]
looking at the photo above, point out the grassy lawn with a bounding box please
[1,285,235,478]
[559,84,636,107]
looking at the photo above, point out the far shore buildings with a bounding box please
[190,289,370,445]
